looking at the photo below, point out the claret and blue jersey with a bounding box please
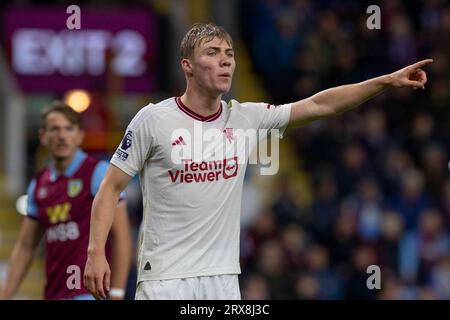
[25,149,114,300]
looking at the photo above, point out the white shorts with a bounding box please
[135,275,241,300]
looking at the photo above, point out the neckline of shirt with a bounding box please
[49,149,87,182]
[175,97,222,122]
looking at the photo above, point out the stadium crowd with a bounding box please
[238,0,450,299]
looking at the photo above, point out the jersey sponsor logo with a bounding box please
[115,149,129,161]
[223,157,238,179]
[120,130,133,150]
[46,221,80,243]
[67,179,83,198]
[168,156,238,184]
[46,202,71,224]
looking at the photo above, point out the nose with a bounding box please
[58,129,68,141]
[221,59,231,67]
[220,53,232,68]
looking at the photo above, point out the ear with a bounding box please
[38,128,47,147]
[181,58,193,76]
[76,128,85,146]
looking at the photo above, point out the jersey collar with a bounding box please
[175,97,222,122]
[49,149,87,182]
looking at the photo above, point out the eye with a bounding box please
[66,126,76,132]
[207,51,216,56]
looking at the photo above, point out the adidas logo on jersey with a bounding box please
[172,136,187,146]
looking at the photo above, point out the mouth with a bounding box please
[219,73,231,78]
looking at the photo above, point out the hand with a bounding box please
[83,251,111,300]
[389,59,433,90]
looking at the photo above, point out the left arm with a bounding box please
[108,201,132,300]
[288,59,433,128]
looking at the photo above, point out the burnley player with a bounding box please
[84,23,432,300]
[0,102,132,300]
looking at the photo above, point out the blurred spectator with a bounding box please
[303,244,344,299]
[310,173,339,243]
[378,210,405,276]
[329,204,358,271]
[255,240,294,299]
[441,179,450,229]
[346,245,379,299]
[399,209,450,284]
[241,208,280,270]
[380,146,414,195]
[271,176,302,227]
[346,176,385,242]
[361,108,390,164]
[378,269,408,300]
[420,142,448,202]
[294,272,320,299]
[387,13,418,67]
[405,112,437,162]
[388,169,433,231]
[280,224,310,269]
[430,253,450,299]
[337,142,372,197]
[241,273,271,300]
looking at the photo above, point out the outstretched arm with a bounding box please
[288,59,433,128]
[84,165,132,300]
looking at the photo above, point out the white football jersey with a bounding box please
[111,97,292,281]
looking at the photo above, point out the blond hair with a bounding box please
[180,22,233,59]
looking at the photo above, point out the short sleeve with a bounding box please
[26,179,38,219]
[110,106,154,177]
[239,101,292,138]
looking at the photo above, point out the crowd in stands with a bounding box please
[239,0,450,299]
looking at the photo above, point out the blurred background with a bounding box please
[0,0,449,300]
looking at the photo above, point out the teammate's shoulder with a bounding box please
[92,159,110,176]
[94,159,110,169]
[33,166,50,180]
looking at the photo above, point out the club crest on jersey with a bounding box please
[120,130,133,151]
[223,128,234,143]
[67,179,83,198]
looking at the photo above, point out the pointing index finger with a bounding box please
[411,59,434,69]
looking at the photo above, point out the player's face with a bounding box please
[39,112,84,161]
[187,37,235,95]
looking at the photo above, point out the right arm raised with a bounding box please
[84,165,132,300]
[0,217,43,299]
